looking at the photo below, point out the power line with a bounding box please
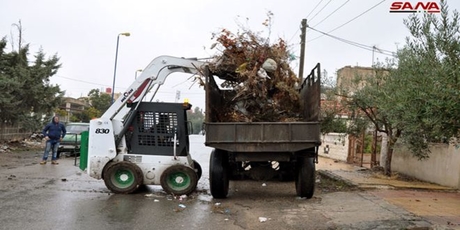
[56,75,108,87]
[306,0,324,19]
[308,26,394,54]
[55,74,205,94]
[312,0,350,27]
[309,0,332,22]
[288,28,300,44]
[288,0,334,53]
[309,0,387,42]
[307,26,396,57]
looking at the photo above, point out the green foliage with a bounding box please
[330,0,459,174]
[363,134,380,154]
[55,109,67,117]
[320,109,347,134]
[0,37,63,127]
[320,69,348,134]
[187,107,205,134]
[383,0,460,158]
[82,89,112,118]
[73,111,91,122]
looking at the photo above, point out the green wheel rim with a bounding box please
[112,169,135,188]
[167,172,191,190]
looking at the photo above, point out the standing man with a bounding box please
[41,116,66,165]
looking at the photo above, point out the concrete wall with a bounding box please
[392,143,460,189]
[319,133,348,162]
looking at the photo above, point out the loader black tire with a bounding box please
[160,164,198,196]
[209,149,229,199]
[193,160,202,180]
[295,157,316,199]
[103,161,144,194]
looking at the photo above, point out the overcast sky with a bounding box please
[1,0,458,109]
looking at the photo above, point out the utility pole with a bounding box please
[298,19,307,82]
[175,90,181,102]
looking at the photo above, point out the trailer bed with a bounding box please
[205,122,320,152]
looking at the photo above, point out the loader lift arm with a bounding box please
[103,55,206,120]
[101,56,206,147]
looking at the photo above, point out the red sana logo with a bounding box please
[390,1,441,13]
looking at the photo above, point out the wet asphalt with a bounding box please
[0,135,433,230]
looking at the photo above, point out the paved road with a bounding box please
[0,135,445,230]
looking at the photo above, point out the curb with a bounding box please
[317,169,359,188]
[317,169,459,192]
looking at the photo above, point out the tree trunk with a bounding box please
[385,145,393,176]
[379,132,388,167]
[383,129,401,176]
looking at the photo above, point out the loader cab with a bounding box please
[126,101,192,156]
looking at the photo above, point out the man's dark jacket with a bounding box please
[42,116,66,141]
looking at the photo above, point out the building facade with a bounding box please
[59,97,90,123]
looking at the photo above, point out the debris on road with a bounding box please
[212,202,231,214]
[179,194,187,201]
[0,138,43,153]
[259,217,270,223]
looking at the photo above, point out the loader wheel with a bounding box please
[193,160,202,180]
[295,157,316,199]
[160,165,198,196]
[209,149,229,199]
[104,161,144,194]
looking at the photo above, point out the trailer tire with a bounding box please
[209,149,229,199]
[193,160,202,180]
[295,157,315,199]
[103,161,144,194]
[160,165,198,196]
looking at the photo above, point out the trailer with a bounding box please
[204,64,322,198]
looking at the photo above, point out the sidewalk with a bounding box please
[317,156,460,229]
[316,156,454,190]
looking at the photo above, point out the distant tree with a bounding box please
[73,111,91,122]
[320,69,348,134]
[82,89,111,118]
[0,35,63,130]
[339,67,402,176]
[187,107,205,134]
[320,102,348,134]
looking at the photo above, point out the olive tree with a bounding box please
[384,0,460,159]
[338,0,459,176]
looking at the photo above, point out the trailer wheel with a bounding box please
[209,149,229,199]
[193,160,202,180]
[295,157,316,199]
[160,165,198,196]
[103,161,144,194]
